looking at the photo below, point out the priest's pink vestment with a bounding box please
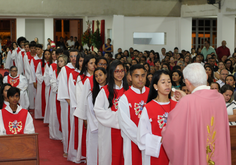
[162,86,231,165]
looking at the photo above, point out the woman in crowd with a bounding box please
[169,57,176,71]
[210,82,220,92]
[154,59,161,71]
[225,59,233,74]
[102,38,113,55]
[205,65,215,85]
[191,48,197,58]
[215,61,225,81]
[137,70,177,165]
[144,62,150,74]
[147,51,155,66]
[171,70,183,89]
[225,75,236,101]
[184,55,191,66]
[0,83,12,109]
[220,84,236,125]
[94,60,129,165]
[161,63,170,71]
[0,87,35,135]
[49,55,68,140]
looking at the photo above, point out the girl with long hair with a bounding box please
[171,70,183,89]
[0,83,12,109]
[94,60,129,165]
[205,65,215,85]
[137,70,177,165]
[49,55,68,140]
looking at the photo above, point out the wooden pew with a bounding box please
[0,133,39,165]
[230,126,236,164]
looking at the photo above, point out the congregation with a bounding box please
[0,35,233,165]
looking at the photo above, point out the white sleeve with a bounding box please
[137,108,162,158]
[57,67,69,101]
[23,55,32,80]
[94,88,120,129]
[35,63,43,84]
[75,78,90,119]
[0,111,6,135]
[16,52,24,75]
[87,93,98,132]
[29,60,36,84]
[5,51,12,69]
[118,94,139,145]
[44,64,50,86]
[3,76,7,83]
[24,112,35,134]
[69,74,76,108]
[50,71,58,93]
[18,75,28,91]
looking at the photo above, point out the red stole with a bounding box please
[1,108,28,134]
[54,69,62,132]
[51,63,57,72]
[7,75,20,87]
[145,100,177,165]
[103,85,126,165]
[27,52,33,63]
[74,74,87,157]
[124,87,149,165]
[2,103,7,109]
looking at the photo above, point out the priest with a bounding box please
[162,63,231,165]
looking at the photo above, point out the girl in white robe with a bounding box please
[49,55,68,140]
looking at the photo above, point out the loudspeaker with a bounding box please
[207,0,216,4]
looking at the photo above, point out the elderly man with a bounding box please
[216,40,231,61]
[3,66,29,109]
[162,63,231,165]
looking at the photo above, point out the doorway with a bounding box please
[0,19,16,48]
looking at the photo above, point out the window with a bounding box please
[133,32,166,45]
[192,19,217,50]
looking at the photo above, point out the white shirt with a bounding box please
[191,85,210,94]
[67,40,75,47]
[216,79,225,88]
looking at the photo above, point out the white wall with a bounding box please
[112,15,192,54]
[16,18,25,39]
[44,18,54,48]
[25,19,44,47]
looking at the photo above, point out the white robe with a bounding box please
[16,48,24,75]
[3,74,29,109]
[5,49,16,70]
[57,63,75,154]
[49,69,62,140]
[43,63,51,124]
[94,84,122,165]
[118,86,147,165]
[0,105,35,135]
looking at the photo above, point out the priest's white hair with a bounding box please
[183,63,207,87]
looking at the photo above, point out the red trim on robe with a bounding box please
[7,75,20,87]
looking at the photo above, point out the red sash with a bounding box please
[74,73,87,157]
[1,108,28,134]
[51,63,57,72]
[124,87,149,165]
[88,75,94,91]
[7,75,20,87]
[145,100,177,165]
[103,85,125,165]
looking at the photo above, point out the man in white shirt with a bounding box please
[216,69,229,87]
[67,36,75,49]
[159,48,166,62]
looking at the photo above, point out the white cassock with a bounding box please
[49,68,63,140]
[3,74,29,109]
[94,84,122,165]
[5,47,23,75]
[68,69,87,163]
[0,105,35,135]
[73,75,99,165]
[5,49,15,69]
[57,63,75,154]
[29,55,42,109]
[43,63,51,124]
[16,48,24,75]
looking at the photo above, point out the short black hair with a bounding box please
[130,64,145,75]
[172,65,181,71]
[10,66,18,71]
[56,48,63,55]
[35,44,43,49]
[220,84,234,94]
[180,83,186,90]
[7,87,20,98]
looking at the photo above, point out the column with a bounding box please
[16,18,25,39]
[179,17,192,51]
[44,18,54,47]
[217,13,235,54]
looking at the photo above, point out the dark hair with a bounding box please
[75,52,85,70]
[131,59,138,65]
[211,82,220,91]
[79,54,95,77]
[0,83,12,109]
[56,48,63,55]
[204,65,214,78]
[180,83,186,90]
[161,63,170,71]
[7,87,20,98]
[17,37,26,47]
[10,66,18,71]
[225,59,233,73]
[171,70,183,87]
[42,50,51,68]
[147,70,171,103]
[143,62,150,72]
[29,42,36,48]
[141,56,147,62]
[11,42,17,50]
[146,73,153,87]
[130,64,145,76]
[220,84,234,94]
[96,56,109,72]
[35,44,43,49]
[92,67,108,104]
[107,60,129,108]
[225,75,236,88]
[172,65,181,71]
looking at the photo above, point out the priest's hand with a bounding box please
[174,89,186,101]
[33,82,37,89]
[83,120,87,129]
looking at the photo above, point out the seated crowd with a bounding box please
[0,36,234,164]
